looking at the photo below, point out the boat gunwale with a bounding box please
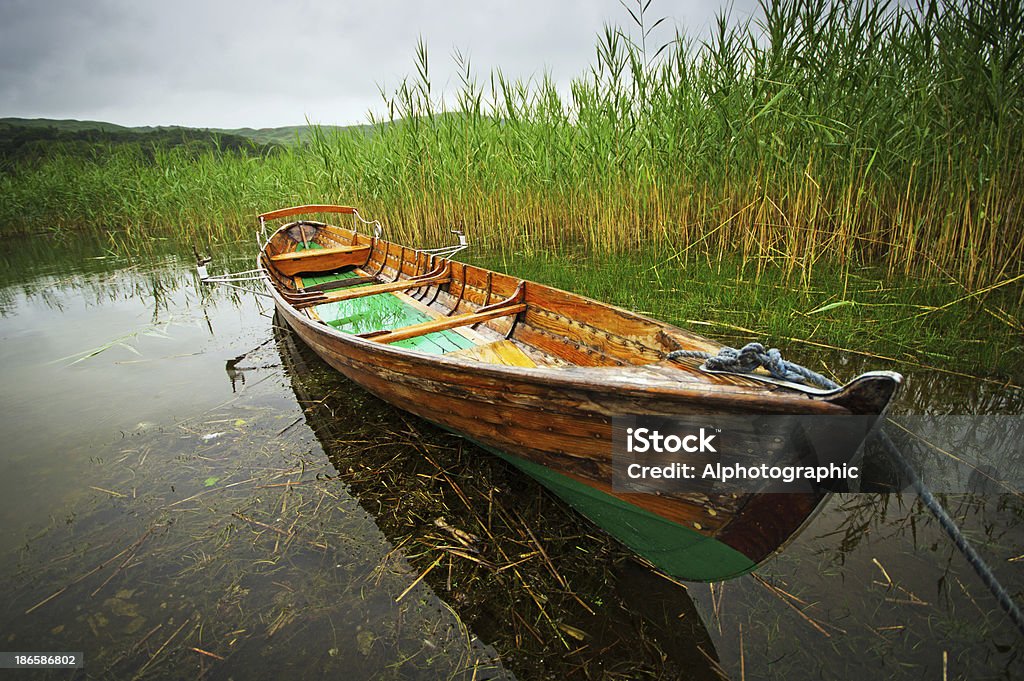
[258,221,897,415]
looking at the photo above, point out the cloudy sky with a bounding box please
[0,0,759,129]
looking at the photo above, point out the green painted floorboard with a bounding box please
[308,268,474,355]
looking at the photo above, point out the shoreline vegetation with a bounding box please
[1,0,1021,381]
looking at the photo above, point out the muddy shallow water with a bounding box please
[0,235,1020,680]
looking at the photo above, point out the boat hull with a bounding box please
[276,298,832,580]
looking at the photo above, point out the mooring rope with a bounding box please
[667,342,1024,636]
[876,430,1024,636]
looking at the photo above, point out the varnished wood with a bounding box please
[447,265,467,316]
[269,245,371,276]
[259,204,356,221]
[449,340,538,367]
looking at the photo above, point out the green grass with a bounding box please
[466,249,1024,383]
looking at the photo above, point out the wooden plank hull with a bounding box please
[256,206,902,581]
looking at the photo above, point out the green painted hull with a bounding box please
[487,447,758,581]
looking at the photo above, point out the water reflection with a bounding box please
[0,234,1019,680]
[224,339,278,393]
[0,252,516,679]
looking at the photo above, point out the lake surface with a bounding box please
[0,234,1021,680]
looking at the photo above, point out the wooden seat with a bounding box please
[270,245,371,276]
[360,303,527,344]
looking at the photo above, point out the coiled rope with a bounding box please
[667,342,1024,636]
[667,342,837,390]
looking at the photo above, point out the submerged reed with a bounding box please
[1,0,1021,291]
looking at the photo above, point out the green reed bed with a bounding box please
[315,0,1024,291]
[0,0,1020,377]
[0,143,319,242]
[2,0,1021,288]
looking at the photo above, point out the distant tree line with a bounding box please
[0,123,278,172]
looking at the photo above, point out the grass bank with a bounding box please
[466,249,1024,386]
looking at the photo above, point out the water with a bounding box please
[0,234,1020,679]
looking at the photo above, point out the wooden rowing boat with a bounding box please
[244,204,902,581]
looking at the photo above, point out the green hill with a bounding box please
[0,120,268,169]
[219,124,374,145]
[0,117,365,145]
[0,117,136,133]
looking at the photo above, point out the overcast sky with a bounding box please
[0,0,760,129]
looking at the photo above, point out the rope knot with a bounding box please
[673,342,839,390]
[705,342,779,375]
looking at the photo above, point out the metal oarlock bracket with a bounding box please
[420,229,468,259]
[193,245,272,298]
[353,209,384,239]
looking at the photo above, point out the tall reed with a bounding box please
[307,0,1024,289]
[0,0,1021,289]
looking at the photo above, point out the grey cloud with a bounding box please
[0,0,759,128]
